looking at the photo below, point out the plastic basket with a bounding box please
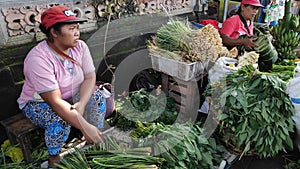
[150,53,209,81]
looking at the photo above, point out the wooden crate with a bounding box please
[161,74,205,117]
[0,113,38,163]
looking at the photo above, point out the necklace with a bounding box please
[46,39,82,69]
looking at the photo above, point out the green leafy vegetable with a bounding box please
[208,65,295,158]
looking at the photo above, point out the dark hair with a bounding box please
[236,4,249,14]
[39,22,65,39]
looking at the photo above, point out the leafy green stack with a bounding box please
[209,65,295,158]
[148,19,222,63]
[110,89,178,131]
[271,13,300,60]
[131,122,225,169]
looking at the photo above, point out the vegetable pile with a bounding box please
[131,122,225,169]
[209,65,295,158]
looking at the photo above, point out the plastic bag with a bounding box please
[199,57,238,114]
[286,64,300,150]
[96,81,115,118]
[208,57,238,84]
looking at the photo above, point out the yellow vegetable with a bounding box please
[294,57,300,63]
[1,139,24,163]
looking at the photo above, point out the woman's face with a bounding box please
[55,23,80,48]
[242,5,260,20]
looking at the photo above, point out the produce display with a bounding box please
[1,6,300,168]
[148,19,222,63]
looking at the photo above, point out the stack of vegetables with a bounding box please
[148,19,222,63]
[207,65,295,158]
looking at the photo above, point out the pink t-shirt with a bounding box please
[18,40,95,108]
[220,15,254,38]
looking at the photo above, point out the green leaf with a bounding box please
[249,77,261,89]
[202,152,213,167]
[285,137,294,149]
[231,90,238,97]
[238,132,248,144]
[261,104,269,122]
[241,142,251,157]
[219,113,229,120]
[242,118,248,132]
[267,126,272,135]
[184,138,196,154]
[230,97,236,106]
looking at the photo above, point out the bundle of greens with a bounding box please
[55,136,164,169]
[131,122,225,169]
[209,65,295,158]
[148,19,222,63]
[270,64,296,82]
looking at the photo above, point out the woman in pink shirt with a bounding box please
[18,6,106,168]
[220,0,264,50]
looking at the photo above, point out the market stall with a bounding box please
[1,1,300,168]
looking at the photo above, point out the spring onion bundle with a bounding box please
[148,19,222,63]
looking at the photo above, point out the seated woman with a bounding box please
[220,0,264,51]
[17,6,108,168]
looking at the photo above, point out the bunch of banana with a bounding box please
[290,14,300,31]
[255,34,278,63]
[270,19,300,61]
[274,30,299,60]
[271,20,288,36]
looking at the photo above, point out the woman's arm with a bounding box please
[220,34,258,50]
[72,72,96,115]
[40,89,102,143]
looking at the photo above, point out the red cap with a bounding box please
[41,6,87,30]
[241,0,264,7]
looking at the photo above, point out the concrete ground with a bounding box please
[230,149,300,169]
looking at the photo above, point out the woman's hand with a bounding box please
[242,37,258,50]
[80,121,103,144]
